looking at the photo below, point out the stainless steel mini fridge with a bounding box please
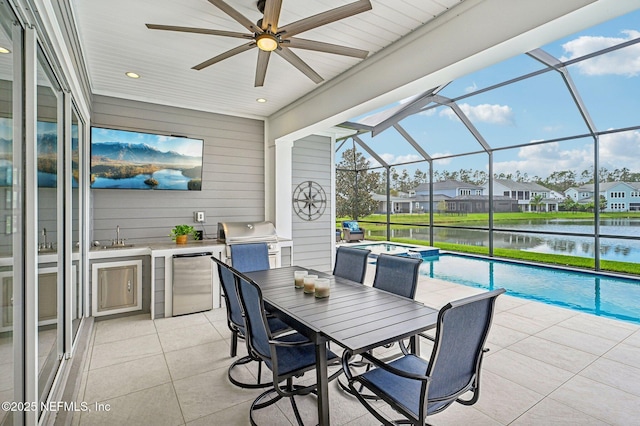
[172,252,213,316]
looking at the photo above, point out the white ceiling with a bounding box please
[70,0,464,119]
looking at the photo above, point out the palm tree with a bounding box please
[530,194,545,212]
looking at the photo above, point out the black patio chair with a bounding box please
[333,246,371,284]
[230,242,270,273]
[232,267,342,426]
[212,256,289,389]
[342,288,505,425]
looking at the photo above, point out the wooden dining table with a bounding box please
[244,265,439,426]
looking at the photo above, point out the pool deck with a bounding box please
[68,252,640,425]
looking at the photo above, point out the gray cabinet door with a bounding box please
[98,265,137,312]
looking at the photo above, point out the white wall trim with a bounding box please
[275,140,294,240]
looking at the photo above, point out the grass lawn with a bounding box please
[349,211,640,226]
[338,212,640,275]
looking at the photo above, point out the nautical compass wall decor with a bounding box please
[292,181,327,221]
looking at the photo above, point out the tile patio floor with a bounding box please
[71,268,640,425]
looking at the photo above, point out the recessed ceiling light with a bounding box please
[256,98,267,103]
[125,71,140,79]
[0,46,10,54]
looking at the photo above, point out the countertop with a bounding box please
[88,239,226,260]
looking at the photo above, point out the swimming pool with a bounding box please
[422,253,640,325]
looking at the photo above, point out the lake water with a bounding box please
[91,169,191,190]
[368,218,640,263]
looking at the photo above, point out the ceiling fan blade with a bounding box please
[277,0,372,38]
[275,46,323,84]
[145,24,251,40]
[261,0,283,32]
[287,37,368,59]
[207,0,261,34]
[255,49,271,87]
[192,42,255,70]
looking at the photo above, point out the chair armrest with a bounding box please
[269,337,313,348]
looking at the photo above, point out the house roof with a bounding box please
[371,193,449,202]
[415,179,484,192]
[492,179,551,192]
[566,181,640,193]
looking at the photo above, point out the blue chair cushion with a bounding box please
[264,333,338,377]
[359,354,450,416]
[343,221,362,232]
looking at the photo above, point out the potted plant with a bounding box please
[170,224,199,244]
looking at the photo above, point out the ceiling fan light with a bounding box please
[256,33,278,52]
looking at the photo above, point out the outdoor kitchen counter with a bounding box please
[87,239,292,319]
[88,239,226,260]
[88,240,227,319]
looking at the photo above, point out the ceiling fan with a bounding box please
[146,0,372,87]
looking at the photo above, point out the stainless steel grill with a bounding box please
[217,221,280,268]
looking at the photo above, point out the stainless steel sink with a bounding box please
[100,244,135,250]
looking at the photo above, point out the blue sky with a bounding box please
[343,9,640,181]
[91,127,203,157]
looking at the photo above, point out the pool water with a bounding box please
[422,254,640,325]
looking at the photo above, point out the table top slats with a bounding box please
[245,266,438,354]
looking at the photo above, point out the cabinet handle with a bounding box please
[127,280,131,292]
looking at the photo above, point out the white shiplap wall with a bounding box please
[292,134,333,272]
[90,95,265,243]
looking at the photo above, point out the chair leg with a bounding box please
[230,330,238,357]
[228,357,274,389]
[287,378,306,426]
[249,388,284,426]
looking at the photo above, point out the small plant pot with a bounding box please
[175,235,188,244]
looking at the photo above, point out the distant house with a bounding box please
[372,192,449,214]
[374,179,518,214]
[486,179,559,212]
[372,192,419,214]
[444,195,519,213]
[565,181,640,212]
[415,179,484,197]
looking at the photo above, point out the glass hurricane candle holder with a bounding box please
[303,275,318,294]
[314,278,330,298]
[294,270,308,289]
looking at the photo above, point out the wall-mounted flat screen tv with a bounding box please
[90,127,203,190]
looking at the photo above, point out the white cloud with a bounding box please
[417,108,436,117]
[599,130,640,169]
[493,142,592,177]
[561,30,640,77]
[440,103,514,125]
[465,82,478,93]
[367,153,423,168]
[431,153,453,165]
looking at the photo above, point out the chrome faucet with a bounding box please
[42,228,47,248]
